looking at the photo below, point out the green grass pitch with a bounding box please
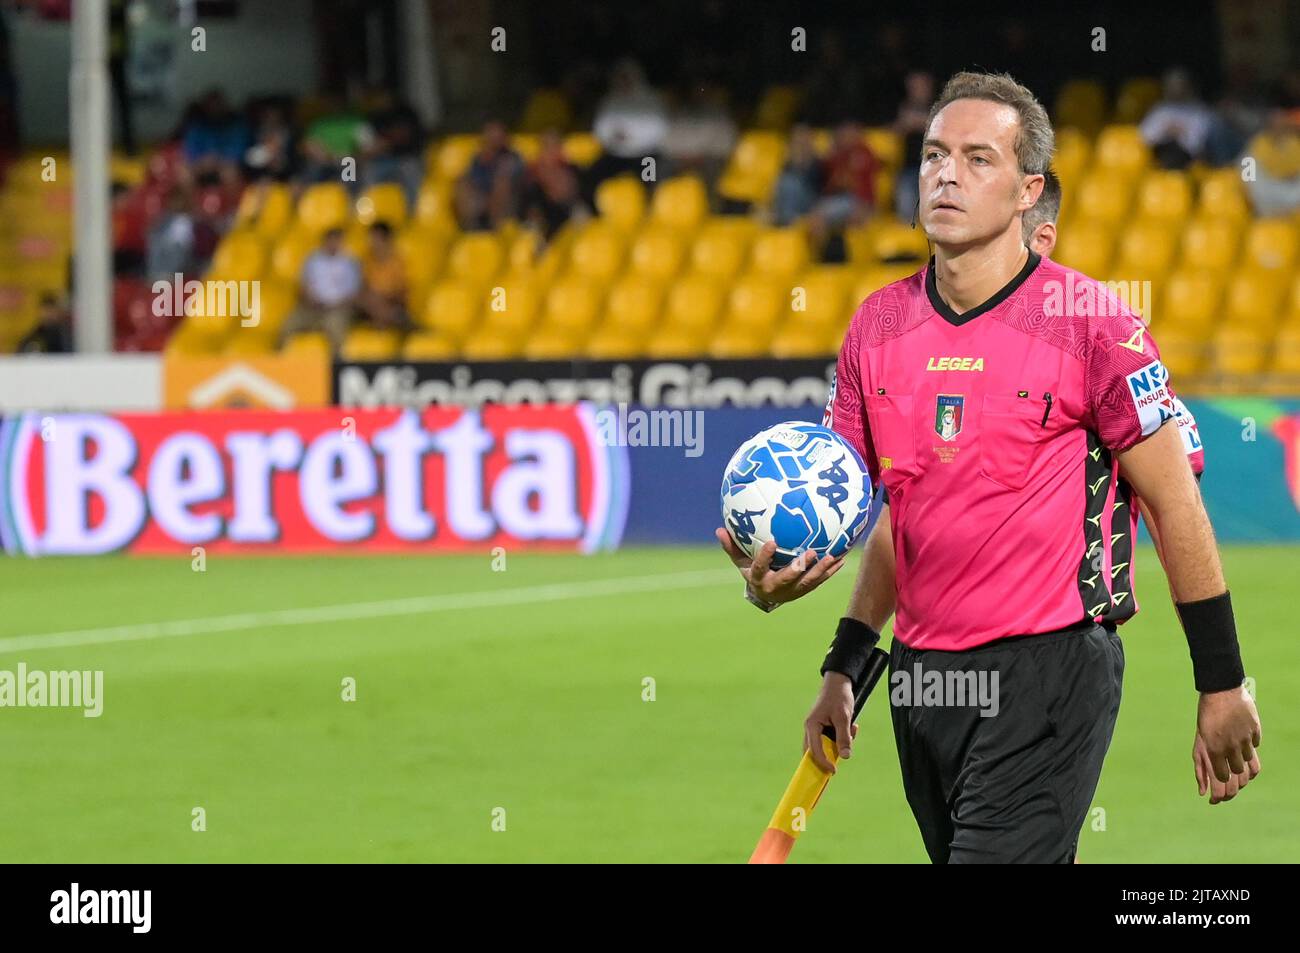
[0,544,1294,863]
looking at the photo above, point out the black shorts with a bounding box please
[888,621,1124,864]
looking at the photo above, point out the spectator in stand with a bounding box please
[893,70,934,222]
[244,101,298,183]
[808,121,880,259]
[357,222,409,332]
[1243,111,1300,217]
[522,129,588,240]
[17,294,72,354]
[662,82,736,187]
[588,59,669,195]
[772,124,822,226]
[1139,68,1215,169]
[280,227,362,352]
[454,120,526,231]
[299,104,371,187]
[360,97,425,206]
[146,186,199,281]
[180,89,249,187]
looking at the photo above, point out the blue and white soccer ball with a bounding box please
[721,421,873,570]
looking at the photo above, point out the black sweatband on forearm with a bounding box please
[1174,590,1245,693]
[820,616,882,687]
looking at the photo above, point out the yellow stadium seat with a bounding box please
[402,331,458,359]
[235,182,295,240]
[749,227,810,279]
[859,218,930,264]
[791,266,851,328]
[524,327,581,359]
[505,230,543,273]
[852,264,918,305]
[281,330,332,359]
[355,183,409,228]
[771,325,834,358]
[629,226,686,280]
[247,280,297,339]
[1054,81,1107,136]
[1074,171,1135,226]
[1285,274,1300,322]
[446,232,505,286]
[586,326,647,359]
[395,226,448,293]
[1223,269,1287,328]
[1134,171,1192,224]
[1114,78,1162,125]
[270,228,319,283]
[297,183,350,234]
[510,133,540,162]
[603,275,665,335]
[1197,170,1249,222]
[1178,217,1240,273]
[723,276,785,332]
[481,276,541,335]
[1051,219,1116,276]
[210,231,268,279]
[165,321,223,356]
[519,89,573,133]
[420,280,483,341]
[754,86,801,130]
[650,176,709,233]
[1270,320,1300,375]
[1241,219,1298,273]
[863,128,903,169]
[718,131,786,204]
[645,326,707,358]
[1093,125,1151,180]
[414,179,458,231]
[1151,324,1205,379]
[690,222,752,280]
[1158,270,1224,337]
[462,325,526,360]
[562,132,603,167]
[541,277,604,335]
[567,222,627,283]
[222,333,275,356]
[1112,219,1177,282]
[664,274,725,333]
[595,176,647,232]
[342,224,371,260]
[429,134,480,181]
[708,322,773,359]
[1211,324,1269,375]
[341,326,402,361]
[1052,128,1093,190]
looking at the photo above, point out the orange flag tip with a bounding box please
[748,828,796,865]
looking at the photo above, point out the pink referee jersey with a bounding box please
[826,251,1191,651]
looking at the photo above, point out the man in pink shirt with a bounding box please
[716,72,1261,863]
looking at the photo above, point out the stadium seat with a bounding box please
[791,266,852,329]
[297,183,350,234]
[1178,217,1240,273]
[1134,171,1193,224]
[1051,218,1116,276]
[770,325,834,358]
[1051,128,1092,192]
[1093,125,1151,180]
[753,85,801,130]
[1197,170,1250,222]
[629,226,687,281]
[1241,219,1298,273]
[722,275,784,332]
[461,324,526,360]
[1074,171,1135,226]
[1270,319,1300,375]
[864,128,903,169]
[1223,269,1287,328]
[402,331,458,359]
[664,274,725,333]
[270,228,319,283]
[446,232,505,286]
[717,131,786,204]
[222,332,275,356]
[852,264,919,305]
[708,321,773,358]
[524,327,581,359]
[248,280,297,341]
[355,183,409,229]
[585,326,647,359]
[519,89,573,133]
[567,221,628,283]
[562,133,603,167]
[1150,324,1204,379]
[341,326,402,361]
[689,221,753,280]
[650,177,709,233]
[481,276,542,336]
[414,179,458,232]
[429,134,480,181]
[237,182,294,239]
[1114,78,1162,125]
[281,330,332,359]
[594,177,647,232]
[1158,270,1223,337]
[510,133,541,162]
[749,227,810,279]
[645,326,708,358]
[1054,81,1107,136]
[395,226,449,294]
[1112,219,1177,281]
[1211,323,1269,375]
[861,218,930,264]
[595,275,661,337]
[540,277,605,335]
[210,231,268,279]
[420,279,483,341]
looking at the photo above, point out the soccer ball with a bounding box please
[720,421,873,570]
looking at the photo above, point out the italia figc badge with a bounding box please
[934,394,964,441]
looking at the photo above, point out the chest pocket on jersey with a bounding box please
[979,394,1045,491]
[865,393,917,485]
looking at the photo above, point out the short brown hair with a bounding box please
[926,71,1054,176]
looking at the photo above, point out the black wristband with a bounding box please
[820,617,882,687]
[1174,590,1245,693]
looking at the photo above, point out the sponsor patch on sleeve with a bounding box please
[1125,359,1176,436]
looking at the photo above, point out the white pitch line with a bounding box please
[0,568,739,655]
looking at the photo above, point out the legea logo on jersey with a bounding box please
[934,395,965,441]
[1126,359,1176,436]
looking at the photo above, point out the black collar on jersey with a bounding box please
[925,248,1042,327]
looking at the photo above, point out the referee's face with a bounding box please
[919,98,1034,250]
